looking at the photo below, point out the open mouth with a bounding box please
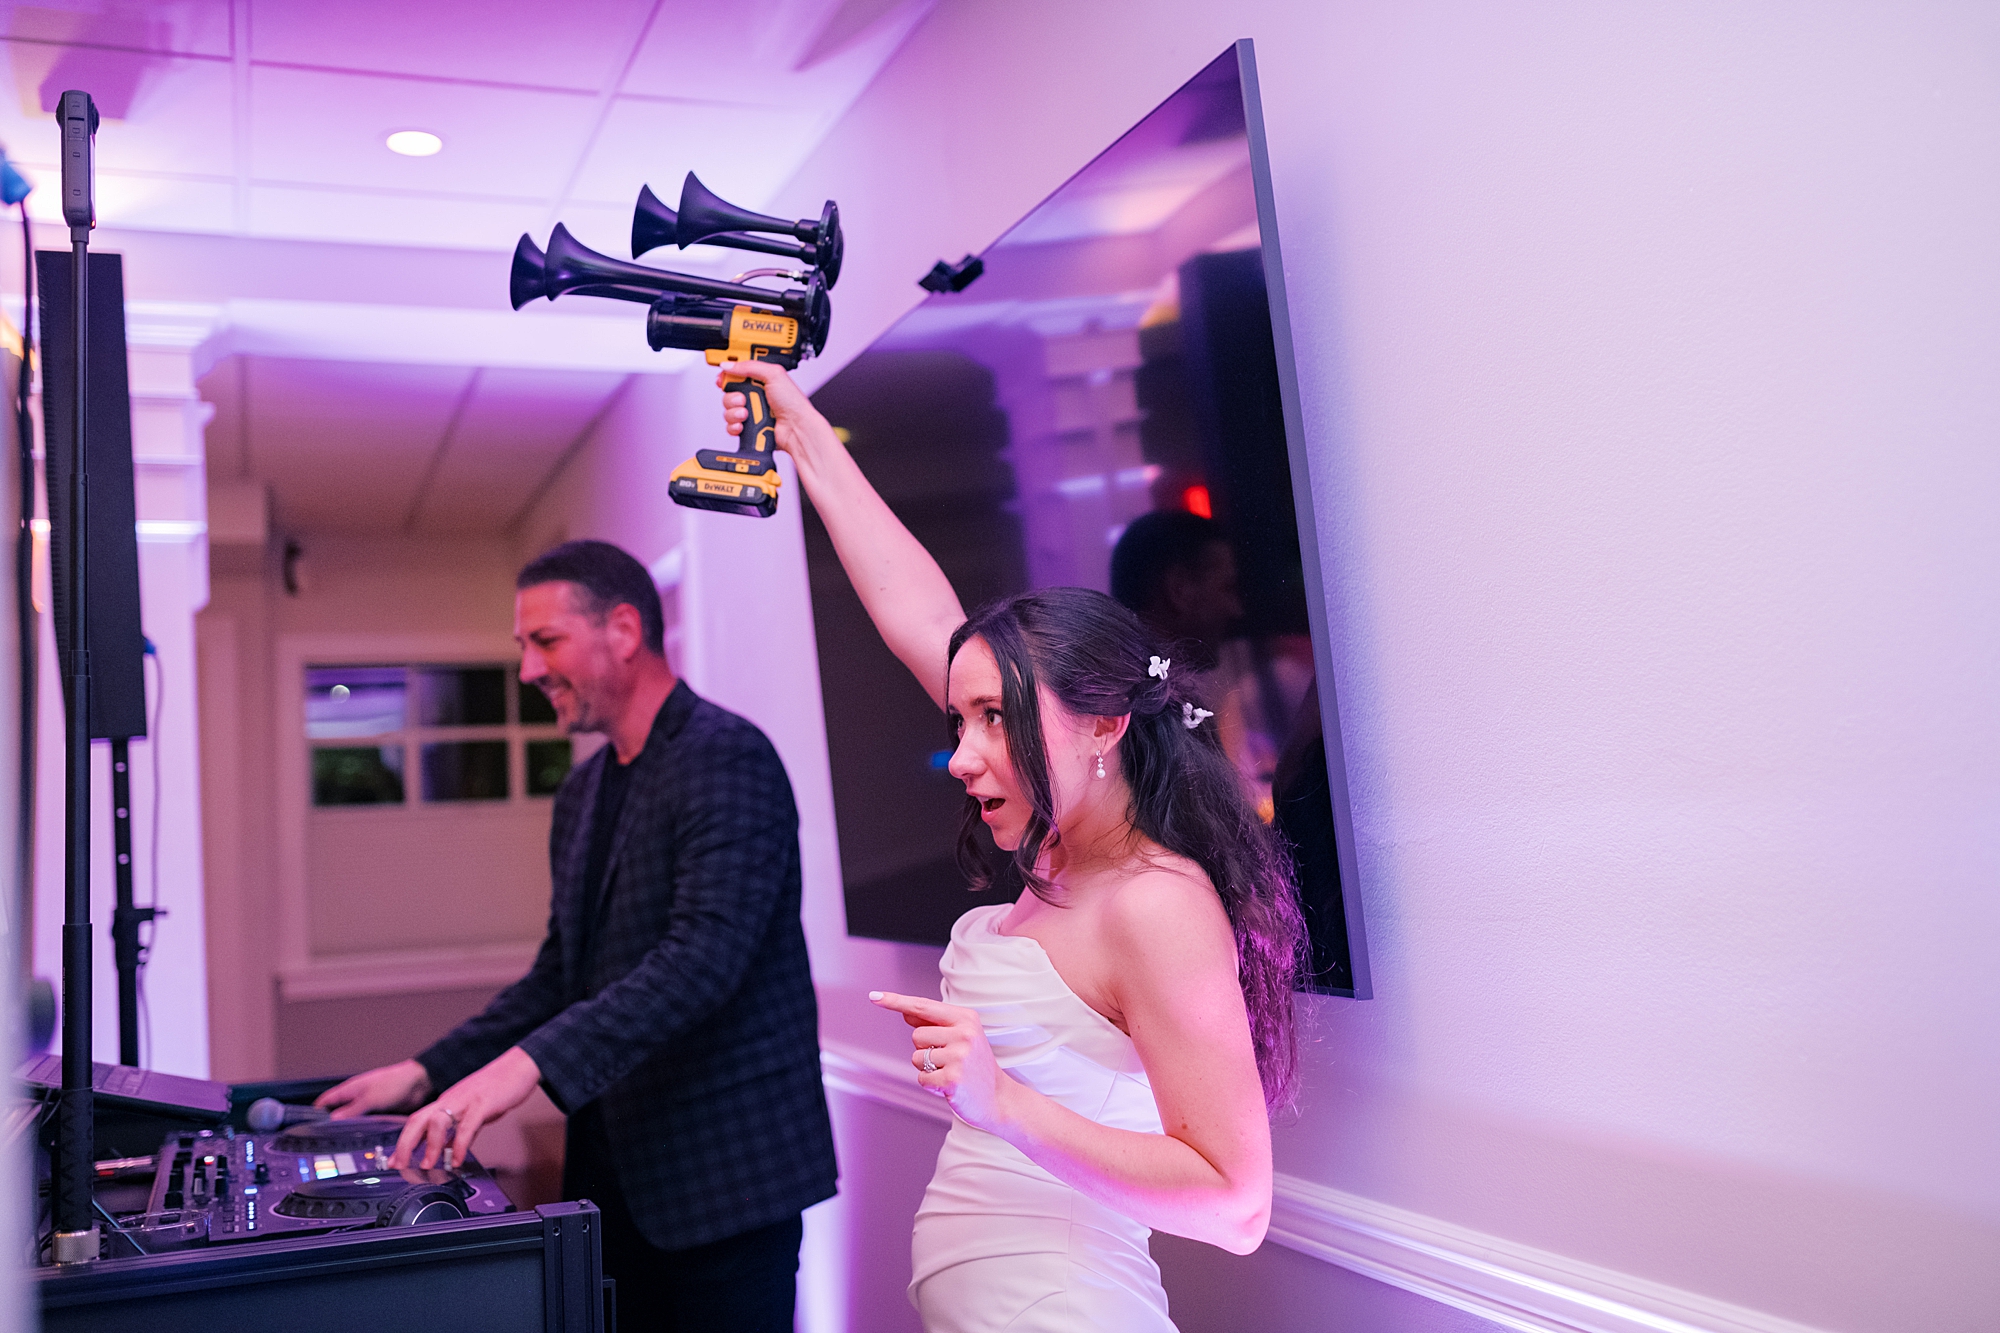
[979,797,1005,814]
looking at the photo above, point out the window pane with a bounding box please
[305,667,406,739]
[525,739,573,796]
[422,740,509,801]
[313,746,405,806]
[518,676,557,725]
[417,667,507,727]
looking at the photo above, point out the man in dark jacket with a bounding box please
[319,540,836,1333]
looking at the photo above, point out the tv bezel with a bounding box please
[1233,38,1372,998]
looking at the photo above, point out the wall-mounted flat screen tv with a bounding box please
[806,40,1370,996]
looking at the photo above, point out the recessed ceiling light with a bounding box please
[385,130,443,157]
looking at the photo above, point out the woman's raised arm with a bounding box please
[716,360,964,708]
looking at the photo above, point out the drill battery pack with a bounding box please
[668,450,781,518]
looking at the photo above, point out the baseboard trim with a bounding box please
[817,1040,1828,1333]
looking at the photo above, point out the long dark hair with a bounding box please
[948,587,1307,1108]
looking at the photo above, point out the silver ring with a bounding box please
[441,1107,459,1125]
[921,1047,938,1074]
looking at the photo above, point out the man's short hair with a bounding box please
[1109,510,1226,613]
[517,540,665,657]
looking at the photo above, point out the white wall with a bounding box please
[727,2,1998,1331]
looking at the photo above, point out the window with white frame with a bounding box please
[305,663,572,807]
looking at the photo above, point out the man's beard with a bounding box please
[540,676,604,735]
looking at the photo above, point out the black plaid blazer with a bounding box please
[416,681,837,1250]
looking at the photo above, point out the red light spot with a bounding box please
[1182,485,1212,519]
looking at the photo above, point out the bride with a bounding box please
[717,362,1305,1331]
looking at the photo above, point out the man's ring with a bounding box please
[921,1047,938,1074]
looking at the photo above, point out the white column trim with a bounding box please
[816,1039,1832,1333]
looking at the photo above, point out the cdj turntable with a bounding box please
[126,1113,513,1252]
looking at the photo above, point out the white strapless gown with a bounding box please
[909,904,1177,1331]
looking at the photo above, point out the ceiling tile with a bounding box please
[1,3,232,59]
[454,369,630,444]
[618,0,929,101]
[412,367,628,533]
[247,183,544,251]
[248,64,595,197]
[3,45,234,175]
[24,170,235,234]
[248,0,638,90]
[618,0,930,124]
[618,0,803,101]
[566,95,824,209]
[593,0,930,212]
[243,356,473,531]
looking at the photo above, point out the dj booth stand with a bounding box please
[35,1192,604,1328]
[37,1200,607,1333]
[26,1071,611,1332]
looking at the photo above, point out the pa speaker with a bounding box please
[36,250,147,741]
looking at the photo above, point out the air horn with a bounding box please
[509,223,814,314]
[631,175,844,287]
[507,174,841,519]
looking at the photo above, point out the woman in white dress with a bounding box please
[717,363,1305,1331]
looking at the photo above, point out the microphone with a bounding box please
[57,90,97,234]
[246,1097,330,1134]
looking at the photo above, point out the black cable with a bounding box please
[15,201,37,980]
[139,649,162,1066]
[89,1198,140,1255]
[147,652,161,910]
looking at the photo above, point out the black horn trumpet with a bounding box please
[511,223,811,313]
[635,181,843,286]
[512,232,660,309]
[673,173,843,286]
[630,183,679,261]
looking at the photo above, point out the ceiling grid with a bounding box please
[0,0,936,535]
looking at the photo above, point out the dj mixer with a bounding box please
[123,1114,513,1252]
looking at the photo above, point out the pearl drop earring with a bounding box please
[1095,751,1106,780]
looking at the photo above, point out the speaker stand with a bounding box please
[108,738,157,1067]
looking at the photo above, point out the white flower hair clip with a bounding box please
[1182,702,1214,730]
[1149,656,1171,680]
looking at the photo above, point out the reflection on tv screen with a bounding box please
[805,47,1363,995]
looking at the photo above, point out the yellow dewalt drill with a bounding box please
[650,300,820,519]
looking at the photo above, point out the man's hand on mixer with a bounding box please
[315,1058,432,1119]
[389,1046,543,1172]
